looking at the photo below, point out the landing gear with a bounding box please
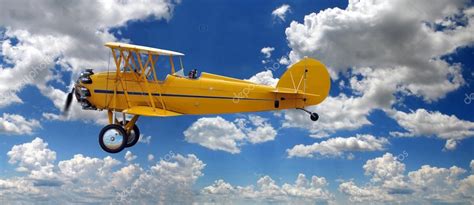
[120,121,140,148]
[99,112,141,153]
[297,108,319,122]
[99,124,128,153]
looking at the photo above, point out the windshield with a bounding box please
[174,68,185,77]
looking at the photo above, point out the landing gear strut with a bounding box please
[297,108,319,122]
[99,112,140,153]
[119,121,140,148]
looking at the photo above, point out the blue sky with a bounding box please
[0,0,474,204]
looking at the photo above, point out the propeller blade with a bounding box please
[63,88,75,114]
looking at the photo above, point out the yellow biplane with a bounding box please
[64,42,331,153]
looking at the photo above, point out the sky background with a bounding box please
[0,0,473,204]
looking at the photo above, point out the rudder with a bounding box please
[275,58,331,107]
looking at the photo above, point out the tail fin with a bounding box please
[275,58,331,107]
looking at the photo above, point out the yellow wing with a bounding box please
[123,106,182,117]
[104,42,184,56]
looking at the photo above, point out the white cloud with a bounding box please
[2,137,206,204]
[389,108,474,150]
[281,69,473,145]
[138,134,152,144]
[0,113,41,135]
[408,165,466,196]
[279,55,290,65]
[237,115,278,144]
[124,151,137,162]
[0,0,179,123]
[7,137,56,179]
[346,153,355,160]
[339,181,393,202]
[471,160,474,172]
[280,0,474,137]
[287,134,388,158]
[58,154,120,181]
[339,153,474,203]
[457,174,474,201]
[408,165,469,203]
[202,179,235,195]
[120,154,205,204]
[272,4,291,21]
[184,116,246,154]
[285,0,473,102]
[260,47,275,58]
[445,139,458,150]
[282,94,373,138]
[184,115,277,154]
[148,154,155,162]
[3,138,474,204]
[202,173,333,204]
[246,70,279,87]
[0,178,44,202]
[363,153,407,190]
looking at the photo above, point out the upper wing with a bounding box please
[104,42,184,56]
[123,106,182,117]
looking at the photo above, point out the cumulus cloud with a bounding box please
[389,108,474,150]
[1,137,206,204]
[124,151,137,162]
[260,47,275,58]
[138,135,152,144]
[238,115,278,144]
[120,154,205,204]
[7,137,56,180]
[246,70,279,87]
[147,154,155,162]
[287,134,389,158]
[3,139,474,204]
[363,153,407,190]
[184,116,246,154]
[0,113,41,135]
[201,173,333,204]
[184,115,277,154]
[282,95,373,138]
[339,181,393,202]
[286,0,472,100]
[281,0,474,136]
[279,55,290,65]
[339,153,474,203]
[0,0,179,122]
[272,4,291,21]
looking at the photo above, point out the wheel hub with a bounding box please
[103,128,123,150]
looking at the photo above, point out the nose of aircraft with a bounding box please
[74,69,97,110]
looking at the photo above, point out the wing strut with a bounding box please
[135,50,157,109]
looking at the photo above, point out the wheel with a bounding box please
[310,113,319,121]
[119,121,140,148]
[99,124,128,153]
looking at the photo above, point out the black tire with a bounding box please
[310,113,319,121]
[120,121,140,148]
[99,124,128,153]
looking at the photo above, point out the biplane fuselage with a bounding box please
[80,71,323,116]
[69,42,331,153]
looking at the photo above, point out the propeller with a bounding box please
[63,88,75,114]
